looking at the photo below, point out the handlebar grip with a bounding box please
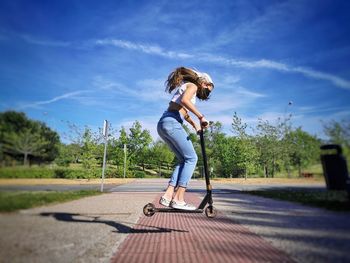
[201,120,209,127]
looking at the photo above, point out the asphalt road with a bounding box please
[0,178,326,192]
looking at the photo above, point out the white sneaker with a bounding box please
[159,196,171,207]
[170,200,196,211]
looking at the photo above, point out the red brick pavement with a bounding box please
[111,193,295,263]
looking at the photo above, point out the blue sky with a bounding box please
[0,0,349,142]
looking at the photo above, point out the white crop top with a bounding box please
[170,83,196,106]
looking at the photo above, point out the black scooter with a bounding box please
[143,129,217,218]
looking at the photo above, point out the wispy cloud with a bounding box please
[95,39,193,59]
[203,55,350,90]
[236,86,266,98]
[295,105,350,115]
[292,67,350,90]
[94,38,350,90]
[92,75,169,102]
[18,90,89,109]
[20,34,71,47]
[15,32,350,90]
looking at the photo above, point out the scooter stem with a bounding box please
[199,130,211,189]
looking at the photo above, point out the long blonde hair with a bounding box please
[165,67,202,93]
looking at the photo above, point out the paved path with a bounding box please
[111,192,294,263]
[0,191,154,263]
[0,179,349,263]
[210,187,350,263]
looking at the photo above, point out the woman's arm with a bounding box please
[180,83,202,119]
[180,83,209,127]
[180,108,201,132]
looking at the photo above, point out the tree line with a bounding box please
[0,110,349,178]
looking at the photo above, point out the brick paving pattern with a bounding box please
[111,193,295,263]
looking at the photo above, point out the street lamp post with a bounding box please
[283,102,293,178]
[123,144,127,179]
[101,120,109,192]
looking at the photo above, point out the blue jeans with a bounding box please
[157,111,198,188]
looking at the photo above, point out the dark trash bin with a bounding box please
[320,144,349,190]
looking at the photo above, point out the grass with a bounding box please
[244,189,350,211]
[0,190,102,212]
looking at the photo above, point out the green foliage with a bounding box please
[134,171,146,178]
[231,112,258,177]
[287,128,321,175]
[213,136,242,177]
[0,111,60,165]
[53,168,97,179]
[81,128,99,169]
[127,121,153,164]
[55,143,74,167]
[2,110,339,180]
[244,189,350,211]
[255,118,282,177]
[150,141,174,166]
[323,119,350,166]
[0,167,55,178]
[0,167,101,179]
[3,129,48,165]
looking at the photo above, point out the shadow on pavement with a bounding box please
[40,212,188,234]
[211,188,350,263]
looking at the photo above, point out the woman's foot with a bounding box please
[170,200,196,211]
[159,196,172,207]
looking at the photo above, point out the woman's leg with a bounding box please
[157,119,185,189]
[173,186,186,202]
[158,134,185,193]
[163,185,175,200]
[168,129,197,189]
[158,119,197,200]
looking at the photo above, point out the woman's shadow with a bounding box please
[40,212,188,234]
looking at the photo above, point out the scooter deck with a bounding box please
[155,207,203,213]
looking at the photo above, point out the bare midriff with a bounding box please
[167,101,187,116]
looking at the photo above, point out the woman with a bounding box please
[157,66,214,210]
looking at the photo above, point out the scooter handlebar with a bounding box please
[197,121,214,135]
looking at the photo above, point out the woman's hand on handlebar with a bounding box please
[200,116,209,128]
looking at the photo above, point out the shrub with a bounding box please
[53,168,99,179]
[0,167,55,178]
[55,158,70,167]
[54,168,85,179]
[105,168,119,178]
[134,171,145,178]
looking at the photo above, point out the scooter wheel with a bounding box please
[143,203,156,217]
[205,206,217,218]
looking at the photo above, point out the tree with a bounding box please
[33,121,60,163]
[231,112,257,178]
[3,129,48,165]
[127,121,152,169]
[255,119,282,177]
[81,127,98,169]
[206,121,225,178]
[213,135,244,178]
[55,143,74,167]
[287,128,320,176]
[323,119,350,162]
[280,113,294,178]
[150,140,174,176]
[0,111,60,165]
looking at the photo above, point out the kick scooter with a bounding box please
[143,129,217,218]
